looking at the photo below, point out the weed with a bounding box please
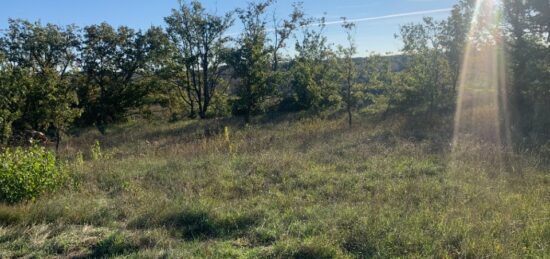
[91,140,102,161]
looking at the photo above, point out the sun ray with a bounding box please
[452,0,511,170]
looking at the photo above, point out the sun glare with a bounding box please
[452,0,511,168]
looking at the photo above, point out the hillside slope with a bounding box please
[1,114,549,258]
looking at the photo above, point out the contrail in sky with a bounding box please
[227,8,453,36]
[318,8,453,26]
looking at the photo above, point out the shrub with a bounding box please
[0,146,68,203]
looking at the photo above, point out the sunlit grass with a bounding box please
[0,113,548,257]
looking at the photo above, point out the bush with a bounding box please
[0,146,68,203]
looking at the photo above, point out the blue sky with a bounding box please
[0,0,458,54]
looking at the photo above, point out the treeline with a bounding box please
[0,0,548,148]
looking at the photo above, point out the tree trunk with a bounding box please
[55,128,61,152]
[201,48,210,120]
[189,98,196,119]
[244,109,250,124]
[199,110,206,119]
[96,118,106,135]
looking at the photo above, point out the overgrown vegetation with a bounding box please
[0,115,548,257]
[0,0,549,257]
[0,0,547,149]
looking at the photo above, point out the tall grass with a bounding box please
[0,113,548,258]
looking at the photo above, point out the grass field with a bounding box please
[1,113,549,258]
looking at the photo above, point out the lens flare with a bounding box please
[452,0,511,169]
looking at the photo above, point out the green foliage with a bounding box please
[362,54,405,116]
[164,0,233,119]
[0,0,547,148]
[503,0,550,145]
[79,23,164,132]
[0,67,28,144]
[0,20,81,141]
[0,146,67,203]
[337,20,362,127]
[398,17,455,116]
[443,0,473,90]
[227,1,275,123]
[206,82,232,118]
[288,24,341,112]
[0,1,550,257]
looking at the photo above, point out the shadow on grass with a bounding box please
[89,232,140,258]
[129,207,260,241]
[161,209,217,240]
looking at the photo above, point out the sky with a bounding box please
[0,0,458,54]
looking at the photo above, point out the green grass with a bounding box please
[0,113,549,258]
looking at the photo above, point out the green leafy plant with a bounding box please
[0,146,68,203]
[91,140,102,161]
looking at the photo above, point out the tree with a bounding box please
[0,64,28,145]
[269,2,309,113]
[337,20,360,128]
[79,23,161,133]
[443,0,474,91]
[227,1,274,123]
[165,0,233,119]
[271,2,307,71]
[526,0,549,43]
[503,0,550,145]
[0,19,81,148]
[363,53,401,118]
[398,17,453,116]
[289,18,340,111]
